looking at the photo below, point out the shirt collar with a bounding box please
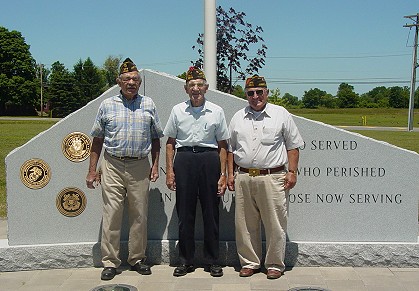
[117,92,140,103]
[186,99,211,112]
[245,103,272,118]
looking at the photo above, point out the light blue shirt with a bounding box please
[163,99,230,148]
[91,93,164,158]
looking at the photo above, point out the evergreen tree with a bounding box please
[73,57,106,105]
[47,61,79,117]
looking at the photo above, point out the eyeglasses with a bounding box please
[246,90,264,97]
[121,76,140,82]
[187,82,206,88]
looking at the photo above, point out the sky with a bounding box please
[1,0,418,98]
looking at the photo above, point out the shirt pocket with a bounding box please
[198,123,216,142]
[260,127,277,145]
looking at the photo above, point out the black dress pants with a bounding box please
[174,150,220,265]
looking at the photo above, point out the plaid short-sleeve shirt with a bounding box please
[91,93,163,158]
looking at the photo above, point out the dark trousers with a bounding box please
[174,150,221,265]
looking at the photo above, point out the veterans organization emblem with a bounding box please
[56,187,87,217]
[62,132,91,162]
[20,159,51,189]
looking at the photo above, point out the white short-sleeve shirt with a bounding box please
[164,99,230,148]
[228,103,304,168]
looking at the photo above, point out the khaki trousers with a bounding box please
[234,171,288,272]
[100,151,150,268]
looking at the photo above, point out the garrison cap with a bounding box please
[186,66,206,82]
[245,74,267,88]
[119,58,138,75]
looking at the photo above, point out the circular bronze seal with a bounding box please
[56,187,87,217]
[20,159,51,189]
[62,132,91,162]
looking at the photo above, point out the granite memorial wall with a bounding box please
[6,69,419,247]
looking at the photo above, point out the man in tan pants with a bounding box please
[86,58,163,280]
[227,75,303,279]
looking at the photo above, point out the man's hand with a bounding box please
[86,171,101,189]
[166,171,176,191]
[217,175,227,196]
[284,172,297,190]
[227,175,235,191]
[149,167,159,182]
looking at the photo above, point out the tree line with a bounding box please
[265,82,419,109]
[0,26,122,117]
[1,24,418,117]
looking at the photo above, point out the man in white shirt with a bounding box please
[227,75,303,279]
[164,67,230,277]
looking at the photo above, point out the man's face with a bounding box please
[117,72,141,99]
[246,87,269,111]
[184,79,208,107]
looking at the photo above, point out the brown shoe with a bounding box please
[239,267,260,277]
[267,269,282,279]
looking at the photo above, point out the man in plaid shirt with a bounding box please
[86,58,163,281]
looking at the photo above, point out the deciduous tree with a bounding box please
[336,83,359,108]
[102,55,122,87]
[192,6,267,93]
[388,86,409,108]
[302,88,327,108]
[0,26,37,115]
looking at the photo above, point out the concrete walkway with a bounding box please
[1,220,419,291]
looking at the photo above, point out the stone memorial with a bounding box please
[1,69,418,271]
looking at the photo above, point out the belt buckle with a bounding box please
[192,146,198,153]
[248,168,260,177]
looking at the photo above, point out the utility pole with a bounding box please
[404,13,419,132]
[40,64,43,117]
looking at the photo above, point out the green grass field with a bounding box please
[289,108,419,154]
[0,119,58,217]
[0,108,418,217]
[289,108,419,127]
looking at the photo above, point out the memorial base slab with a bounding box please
[1,239,419,272]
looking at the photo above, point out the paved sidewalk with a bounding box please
[1,219,419,291]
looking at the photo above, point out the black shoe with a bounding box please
[131,261,152,275]
[209,265,223,277]
[101,267,116,280]
[173,264,194,277]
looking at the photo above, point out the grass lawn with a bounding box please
[1,108,418,218]
[0,119,58,217]
[350,130,419,153]
[290,108,419,127]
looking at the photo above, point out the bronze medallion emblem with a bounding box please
[56,187,87,217]
[20,159,51,189]
[62,132,91,162]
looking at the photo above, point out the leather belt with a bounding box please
[238,165,285,177]
[108,153,143,160]
[177,146,218,153]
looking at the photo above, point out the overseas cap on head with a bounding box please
[120,58,138,75]
[245,74,267,88]
[186,66,206,82]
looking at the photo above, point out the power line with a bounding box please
[264,54,410,59]
[267,80,409,85]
